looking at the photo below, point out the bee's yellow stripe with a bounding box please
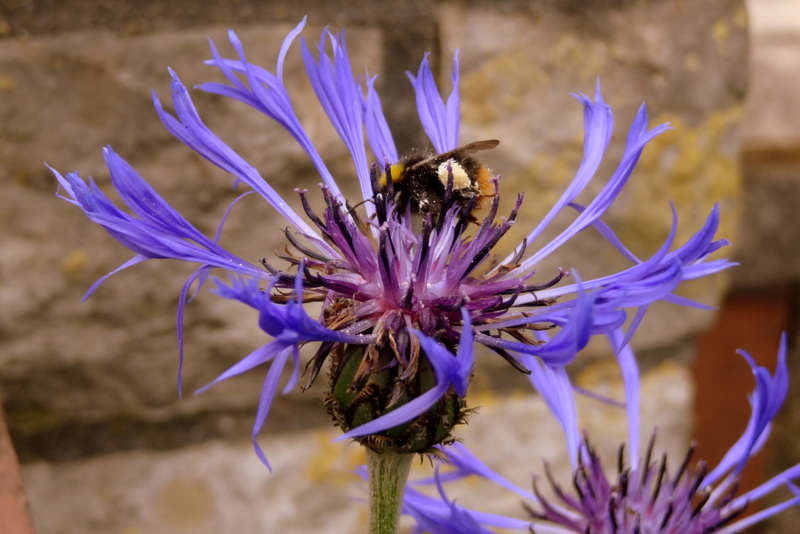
[378,162,407,188]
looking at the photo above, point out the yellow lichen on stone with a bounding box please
[154,476,214,529]
[303,429,364,486]
[712,18,732,55]
[459,52,548,126]
[491,140,584,256]
[629,106,743,246]
[731,5,748,29]
[575,358,694,453]
[604,105,743,307]
[61,249,88,278]
[0,75,14,91]
[550,34,609,80]
[465,379,501,409]
[575,357,624,395]
[648,105,742,230]
[684,53,700,73]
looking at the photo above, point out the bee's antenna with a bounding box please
[347,198,372,215]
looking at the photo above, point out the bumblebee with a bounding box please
[378,139,499,218]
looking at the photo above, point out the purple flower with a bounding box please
[51,18,732,466]
[403,334,800,533]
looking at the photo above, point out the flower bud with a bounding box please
[324,343,466,454]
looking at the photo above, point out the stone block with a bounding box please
[732,159,800,288]
[438,0,747,356]
[742,0,800,151]
[0,22,381,457]
[733,0,800,288]
[0,0,746,464]
[20,361,693,533]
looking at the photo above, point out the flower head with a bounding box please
[52,18,732,466]
[403,335,800,533]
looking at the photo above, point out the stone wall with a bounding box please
[1,0,796,532]
[729,0,800,530]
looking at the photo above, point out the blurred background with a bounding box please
[0,0,798,532]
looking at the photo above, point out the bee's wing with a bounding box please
[457,139,500,154]
[406,140,500,171]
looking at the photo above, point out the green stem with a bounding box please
[366,447,413,534]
